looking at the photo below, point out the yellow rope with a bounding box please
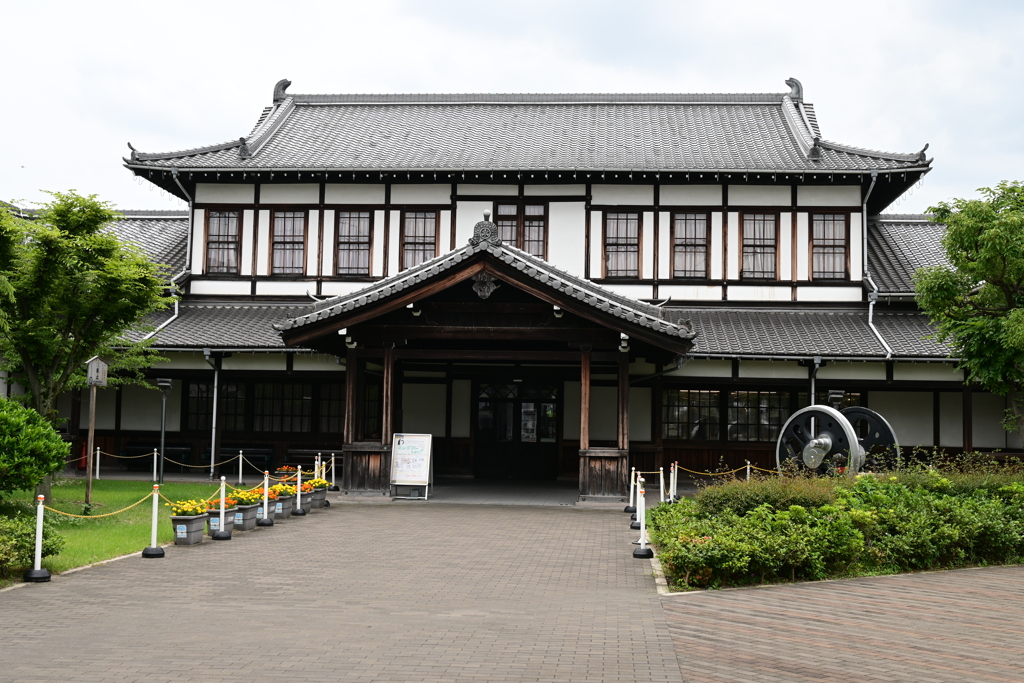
[163,454,239,468]
[99,450,154,459]
[748,464,780,473]
[674,465,748,476]
[44,492,154,519]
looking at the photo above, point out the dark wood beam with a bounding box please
[354,325,618,343]
[617,352,629,451]
[580,349,591,451]
[382,344,395,445]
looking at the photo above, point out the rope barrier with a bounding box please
[98,450,153,460]
[674,464,749,476]
[162,454,240,469]
[44,492,154,519]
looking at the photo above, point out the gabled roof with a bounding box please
[107,210,189,276]
[126,79,930,176]
[867,214,949,294]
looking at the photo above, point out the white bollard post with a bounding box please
[671,462,678,500]
[329,453,339,491]
[212,476,231,540]
[237,450,245,486]
[633,477,653,558]
[152,448,158,482]
[746,460,751,482]
[23,495,51,581]
[624,467,637,513]
[316,453,322,479]
[143,485,164,558]
[257,471,273,527]
[293,466,307,516]
[659,467,666,503]
[95,446,101,480]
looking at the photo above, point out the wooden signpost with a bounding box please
[85,356,108,506]
[389,433,432,500]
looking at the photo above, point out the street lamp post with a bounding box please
[157,378,173,484]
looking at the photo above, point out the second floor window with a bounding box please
[604,212,640,278]
[812,213,847,279]
[336,211,372,276]
[741,213,777,279]
[206,210,240,274]
[672,212,709,278]
[401,211,437,270]
[271,211,306,275]
[495,203,548,258]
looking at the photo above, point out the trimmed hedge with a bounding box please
[649,472,1024,589]
[0,513,64,576]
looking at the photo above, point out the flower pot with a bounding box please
[233,503,260,531]
[311,488,327,509]
[207,508,238,536]
[274,470,297,483]
[293,491,312,515]
[256,501,277,521]
[273,495,295,519]
[170,514,208,546]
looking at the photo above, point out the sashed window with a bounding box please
[271,211,306,275]
[495,203,548,259]
[662,390,720,440]
[186,381,245,431]
[727,391,789,442]
[741,213,777,279]
[206,211,240,274]
[253,383,312,433]
[604,212,640,278]
[319,383,345,433]
[336,211,371,276]
[672,213,709,278]
[812,213,847,279]
[401,211,437,270]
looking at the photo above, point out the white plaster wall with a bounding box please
[666,359,732,377]
[293,354,344,371]
[778,212,792,280]
[797,287,863,302]
[120,383,182,432]
[322,210,336,275]
[973,392,1008,449]
[256,281,313,296]
[455,201,491,246]
[306,210,321,276]
[548,202,586,275]
[709,212,724,280]
[642,211,654,279]
[457,184,517,196]
[402,384,448,436]
[893,364,965,382]
[816,362,886,380]
[320,281,368,297]
[190,280,252,296]
[729,185,789,206]
[867,391,933,446]
[939,392,963,447]
[325,184,385,204]
[601,283,654,299]
[240,210,255,276]
[525,184,586,196]
[590,386,618,441]
[726,212,739,279]
[591,185,654,205]
[191,209,205,272]
[161,352,212,370]
[391,184,450,204]
[738,361,806,379]
[195,184,254,204]
[451,379,471,438]
[658,285,723,300]
[657,211,670,278]
[564,381,581,439]
[795,213,809,280]
[589,210,603,276]
[80,387,116,430]
[630,387,651,441]
[222,354,287,371]
[728,286,791,301]
[256,209,271,276]
[387,209,401,274]
[372,210,386,276]
[660,185,722,205]
[849,212,863,280]
[260,184,318,204]
[440,210,453,253]
[797,186,861,206]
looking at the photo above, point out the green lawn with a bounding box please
[4,479,232,579]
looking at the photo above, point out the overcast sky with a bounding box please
[3,0,1020,213]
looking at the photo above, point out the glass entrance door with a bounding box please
[475,382,559,479]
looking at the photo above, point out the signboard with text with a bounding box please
[389,433,432,486]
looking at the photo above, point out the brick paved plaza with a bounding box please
[1,498,1022,682]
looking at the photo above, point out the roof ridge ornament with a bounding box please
[471,272,500,299]
[127,142,138,162]
[916,143,929,163]
[808,136,822,161]
[785,77,803,102]
[238,137,252,159]
[469,210,502,247]
[273,78,292,103]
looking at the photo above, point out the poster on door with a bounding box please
[390,433,432,486]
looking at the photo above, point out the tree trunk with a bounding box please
[32,392,57,504]
[1008,389,1024,446]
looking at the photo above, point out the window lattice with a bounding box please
[206,211,240,274]
[336,211,371,276]
[727,391,789,442]
[673,213,708,278]
[402,212,437,270]
[604,213,639,278]
[253,383,312,433]
[742,213,777,279]
[662,390,720,440]
[812,213,847,279]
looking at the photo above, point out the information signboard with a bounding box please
[86,356,108,387]
[390,433,432,491]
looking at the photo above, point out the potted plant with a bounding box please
[307,477,330,508]
[274,465,297,482]
[166,499,209,546]
[205,496,238,536]
[253,487,280,522]
[270,483,296,519]
[230,488,263,531]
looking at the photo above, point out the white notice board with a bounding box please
[390,433,432,486]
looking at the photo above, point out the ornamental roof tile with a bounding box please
[867,215,949,294]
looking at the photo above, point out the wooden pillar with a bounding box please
[343,349,358,445]
[382,343,395,445]
[580,349,591,451]
[617,352,629,450]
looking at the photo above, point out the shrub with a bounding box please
[694,476,837,516]
[0,515,64,576]
[0,397,70,498]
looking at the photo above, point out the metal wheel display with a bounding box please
[841,406,901,469]
[776,405,865,475]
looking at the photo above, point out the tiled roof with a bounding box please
[147,303,309,349]
[867,215,948,294]
[107,211,190,276]
[127,82,929,174]
[872,311,951,357]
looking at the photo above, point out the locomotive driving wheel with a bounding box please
[841,406,902,469]
[776,405,865,475]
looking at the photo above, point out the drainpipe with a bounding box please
[861,170,894,359]
[809,356,822,403]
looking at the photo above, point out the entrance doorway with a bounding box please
[474,382,559,480]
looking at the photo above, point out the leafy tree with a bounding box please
[915,181,1024,439]
[0,191,172,498]
[0,395,69,498]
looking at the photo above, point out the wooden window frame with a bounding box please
[204,209,242,275]
[399,209,439,271]
[740,211,780,280]
[670,211,711,279]
[602,211,642,279]
[269,209,309,276]
[809,210,851,281]
[492,201,549,259]
[335,209,374,277]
